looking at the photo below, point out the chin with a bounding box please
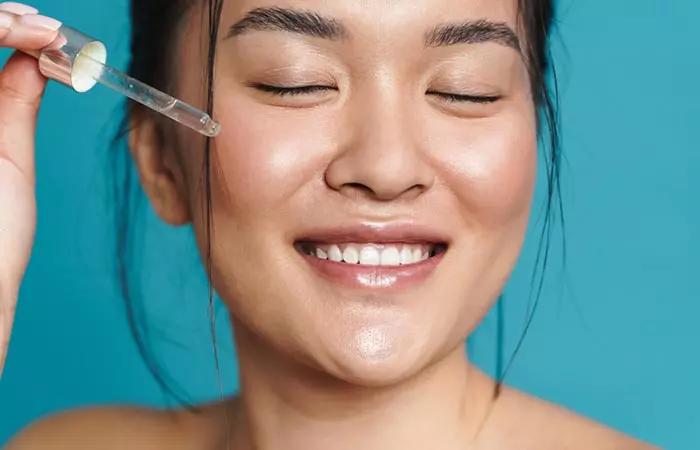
[327,355,427,388]
[313,322,439,388]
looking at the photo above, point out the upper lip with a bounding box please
[294,222,452,246]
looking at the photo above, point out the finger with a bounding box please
[0,291,17,380]
[0,2,38,15]
[0,9,62,50]
[0,50,46,183]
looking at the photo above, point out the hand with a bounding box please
[0,2,62,380]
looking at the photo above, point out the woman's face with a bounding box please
[141,0,537,386]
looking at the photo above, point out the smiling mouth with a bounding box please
[295,242,448,266]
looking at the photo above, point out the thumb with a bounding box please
[0,51,46,381]
[0,50,47,184]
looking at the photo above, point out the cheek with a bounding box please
[431,111,538,228]
[208,97,337,215]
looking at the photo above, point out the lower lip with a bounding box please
[300,250,445,291]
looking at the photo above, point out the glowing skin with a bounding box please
[147,0,540,444]
[162,0,537,389]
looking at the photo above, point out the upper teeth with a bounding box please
[307,244,432,266]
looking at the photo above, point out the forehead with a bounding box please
[220,0,521,36]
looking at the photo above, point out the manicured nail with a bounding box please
[0,11,13,28]
[46,32,67,49]
[0,2,38,15]
[20,13,61,31]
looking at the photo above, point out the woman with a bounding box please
[0,0,656,448]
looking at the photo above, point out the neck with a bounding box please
[229,324,498,450]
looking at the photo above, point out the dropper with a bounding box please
[25,24,221,138]
[83,54,221,137]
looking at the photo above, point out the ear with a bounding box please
[129,116,191,226]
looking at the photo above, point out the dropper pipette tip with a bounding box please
[204,119,222,137]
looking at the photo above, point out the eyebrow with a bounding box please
[227,7,347,40]
[424,19,521,52]
[226,7,520,53]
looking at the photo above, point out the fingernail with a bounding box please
[0,11,13,28]
[20,13,61,31]
[46,32,67,49]
[0,2,38,15]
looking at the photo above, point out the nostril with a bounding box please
[406,183,427,196]
[345,182,373,192]
[338,182,376,199]
[337,182,427,202]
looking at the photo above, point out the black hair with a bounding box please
[110,0,560,411]
[496,0,562,384]
[111,0,226,407]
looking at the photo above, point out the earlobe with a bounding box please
[128,117,191,227]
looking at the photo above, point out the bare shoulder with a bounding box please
[5,403,226,450]
[480,386,659,450]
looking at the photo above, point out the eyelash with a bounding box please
[253,84,501,103]
[253,84,336,96]
[426,91,501,104]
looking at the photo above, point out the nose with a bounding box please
[325,96,435,202]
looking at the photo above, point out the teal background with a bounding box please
[0,0,698,448]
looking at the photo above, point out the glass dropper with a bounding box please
[80,53,221,138]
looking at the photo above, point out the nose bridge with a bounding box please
[361,93,411,163]
[325,85,434,201]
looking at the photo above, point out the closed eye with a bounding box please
[252,84,337,96]
[251,84,501,104]
[427,91,501,104]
